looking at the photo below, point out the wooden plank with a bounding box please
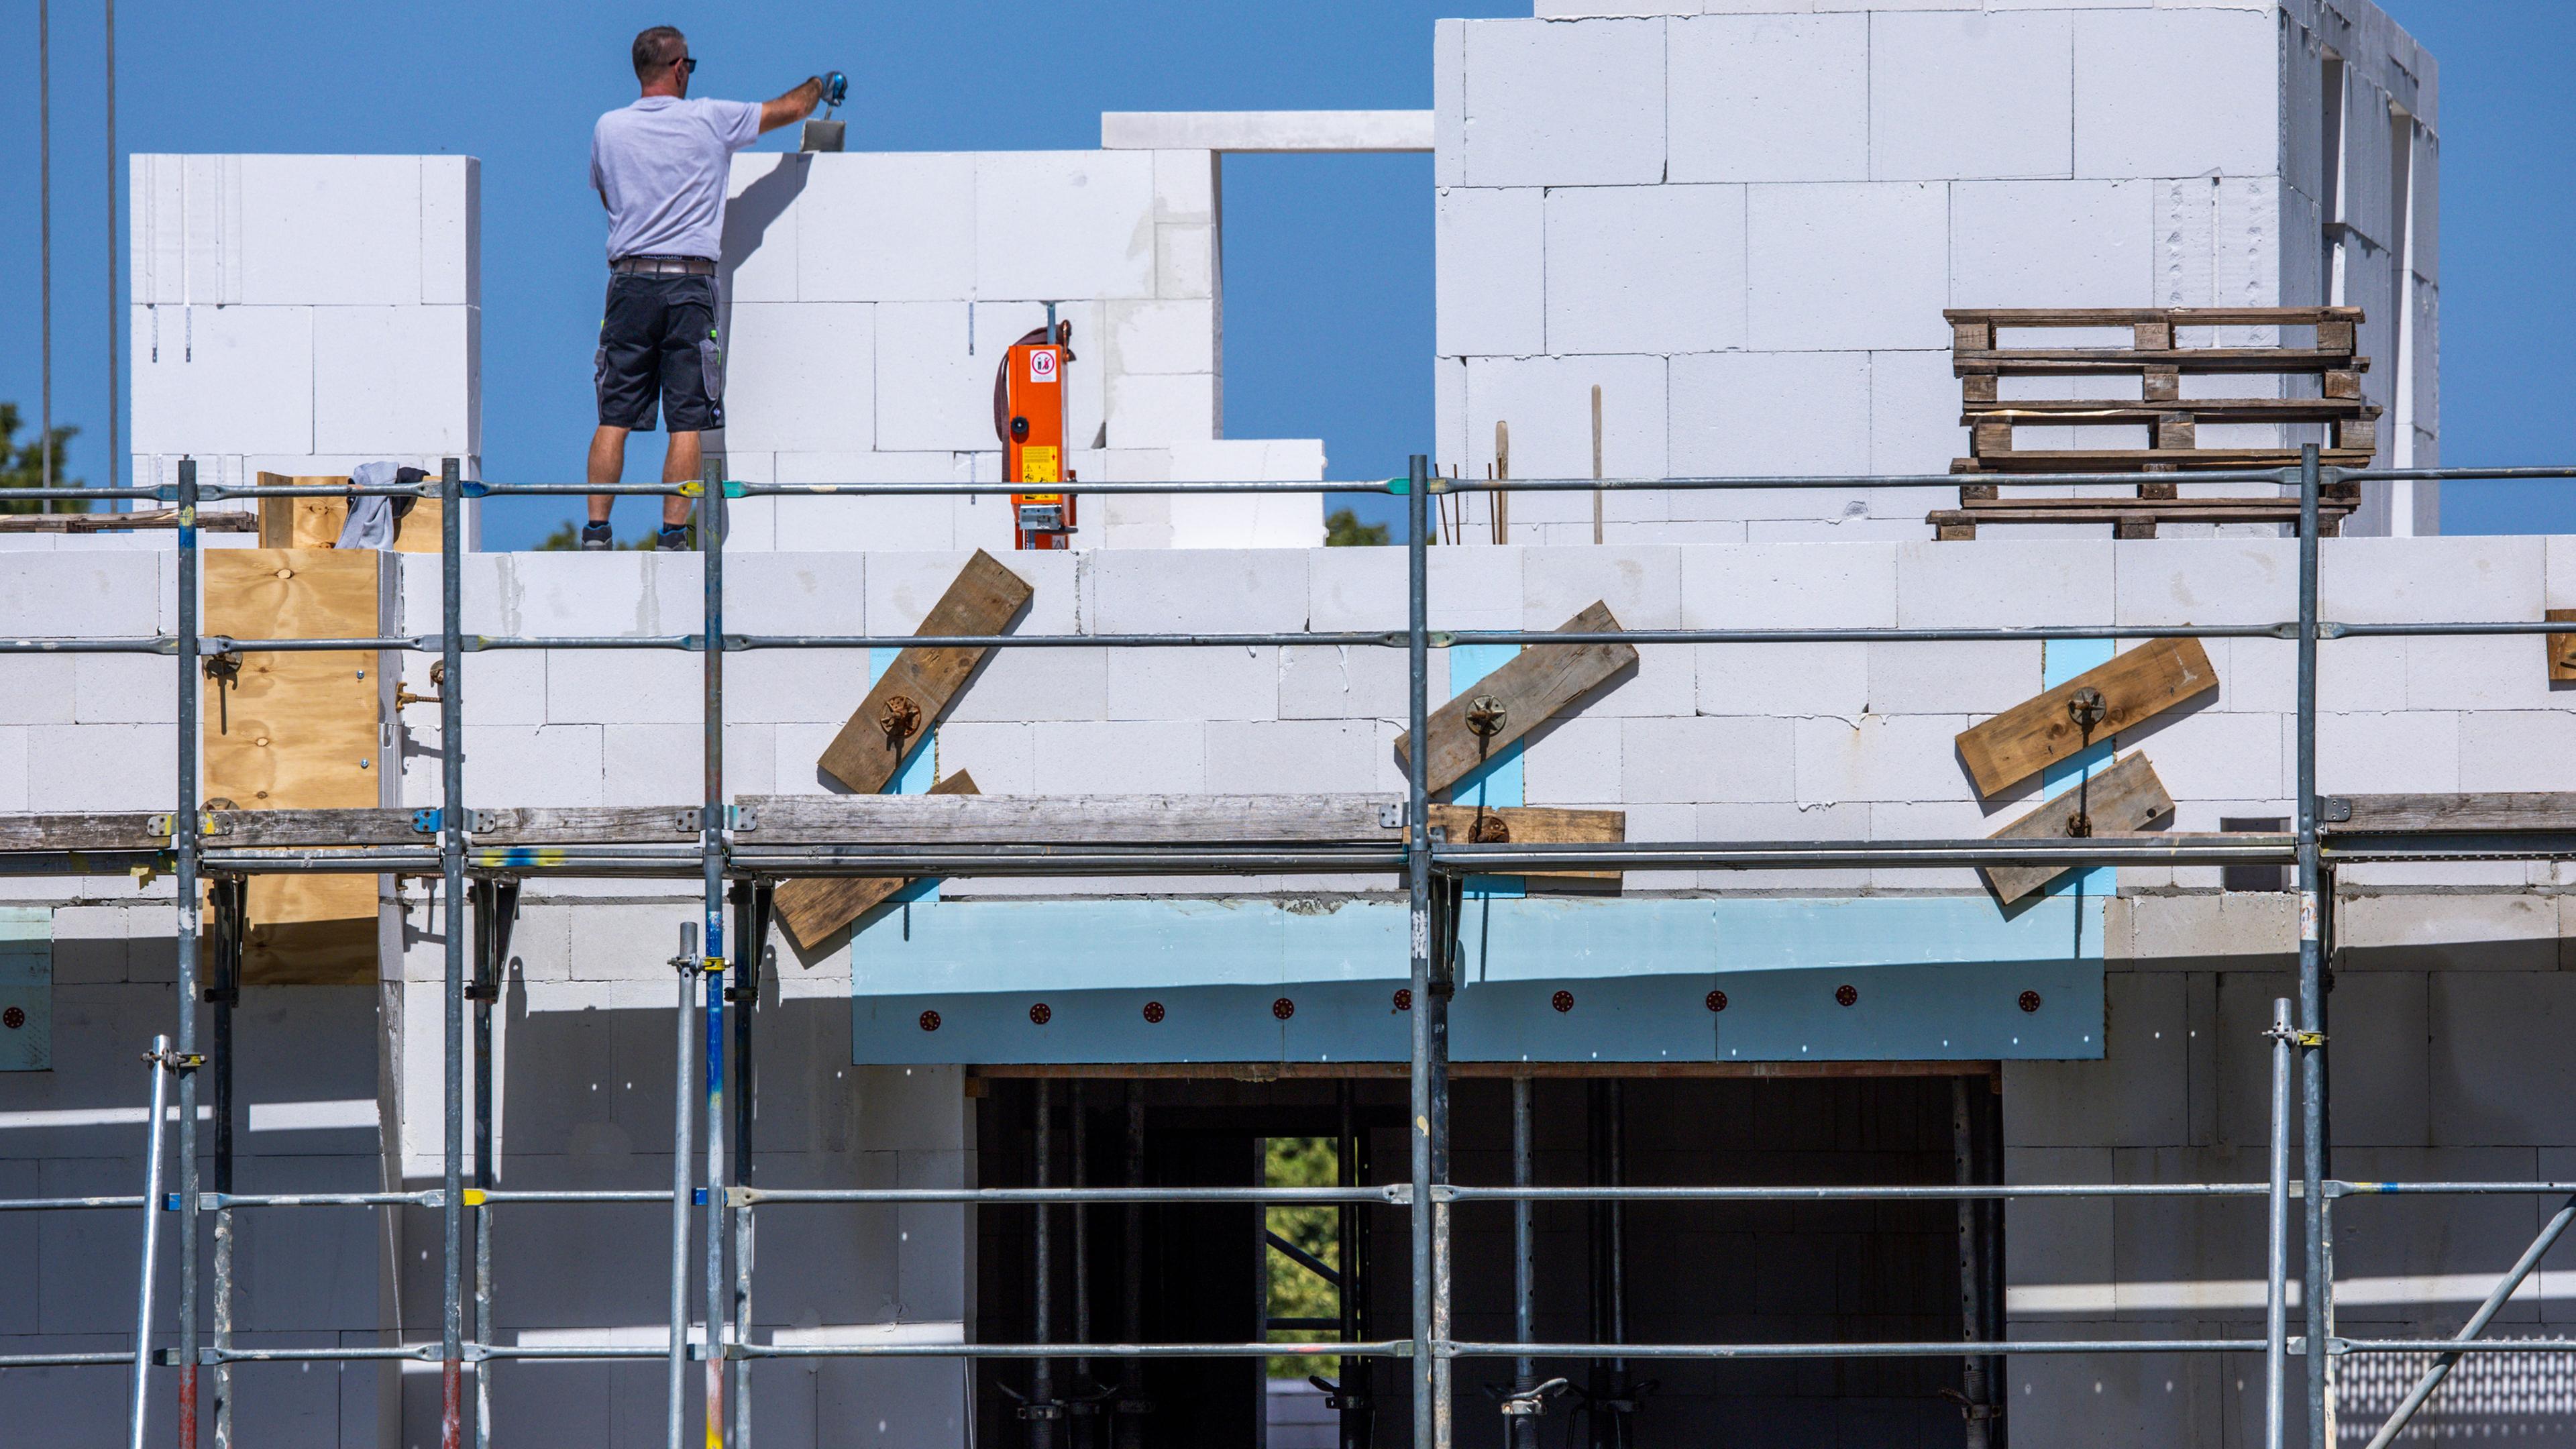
[1954,637,2218,798]
[1955,350,2373,377]
[1951,319,1994,351]
[205,549,385,984]
[1393,602,1638,797]
[2551,610,2576,684]
[1980,753,2176,905]
[1943,307,2364,328]
[254,473,444,553]
[1939,498,2360,519]
[1961,398,2375,424]
[0,812,165,851]
[1426,803,1623,888]
[773,771,981,951]
[0,509,257,534]
[741,792,1406,845]
[2327,792,2576,833]
[1949,447,2375,474]
[815,550,1034,794]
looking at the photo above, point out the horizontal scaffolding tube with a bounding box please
[733,1185,1406,1206]
[1437,1183,2269,1203]
[1445,1339,2269,1359]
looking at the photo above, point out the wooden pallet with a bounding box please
[1936,307,2374,539]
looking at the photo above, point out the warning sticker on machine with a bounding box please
[1028,348,1058,385]
[1020,447,1061,484]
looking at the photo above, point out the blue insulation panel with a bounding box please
[850,894,2104,1065]
[0,907,52,1071]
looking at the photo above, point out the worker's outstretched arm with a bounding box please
[759,77,825,134]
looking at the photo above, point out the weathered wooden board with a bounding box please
[2549,609,2576,684]
[0,812,166,851]
[741,792,1407,845]
[205,549,385,984]
[1393,602,1638,797]
[2326,793,2576,833]
[816,550,1033,794]
[0,509,257,534]
[256,473,443,553]
[1955,637,2218,798]
[1945,307,2364,329]
[773,771,981,950]
[1980,754,2176,905]
[1426,804,1624,887]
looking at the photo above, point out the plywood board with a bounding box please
[2548,609,2576,684]
[1980,753,2176,905]
[205,549,384,984]
[1954,638,2216,798]
[255,472,443,553]
[1394,602,1638,797]
[816,551,1034,794]
[774,771,979,950]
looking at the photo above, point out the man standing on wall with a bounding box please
[584,26,829,549]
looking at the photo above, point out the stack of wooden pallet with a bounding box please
[1930,307,2375,540]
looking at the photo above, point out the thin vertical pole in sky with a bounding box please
[105,0,118,492]
[39,0,53,492]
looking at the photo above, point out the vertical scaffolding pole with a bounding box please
[1117,1085,1146,1449]
[175,455,203,1449]
[2266,998,2294,1449]
[1404,453,1442,1448]
[439,456,468,1449]
[1073,1081,1092,1418]
[129,1033,172,1449]
[667,918,698,1449]
[703,458,730,1448]
[1508,1077,1536,1449]
[1032,1077,1058,1446]
[471,881,511,1449]
[2295,444,2327,1449]
[1954,1077,1991,1449]
[105,0,118,490]
[729,881,763,1449]
[1336,1081,1362,1449]
[209,886,238,1449]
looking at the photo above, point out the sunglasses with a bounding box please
[675,56,698,73]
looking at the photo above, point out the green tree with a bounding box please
[1267,1135,1344,1381]
[1324,507,1390,547]
[0,404,89,515]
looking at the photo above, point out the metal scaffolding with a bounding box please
[1,449,2575,1448]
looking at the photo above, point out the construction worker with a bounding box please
[584,25,828,549]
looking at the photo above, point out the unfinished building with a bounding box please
[17,3,2562,1449]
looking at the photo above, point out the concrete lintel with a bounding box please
[1099,109,1434,154]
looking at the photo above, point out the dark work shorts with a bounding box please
[595,273,723,433]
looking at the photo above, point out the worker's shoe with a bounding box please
[578,521,614,551]
[656,523,694,551]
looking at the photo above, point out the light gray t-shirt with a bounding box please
[590,95,763,262]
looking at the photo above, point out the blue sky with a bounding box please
[0,0,2562,545]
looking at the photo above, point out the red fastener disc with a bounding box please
[1393,989,1412,1012]
[1,1006,22,1030]
[2019,990,2043,1014]
[1835,984,1858,1008]
[1142,1001,1166,1024]
[1272,997,1296,1021]
[1551,990,1574,1014]
[1705,989,1727,1013]
[917,1010,941,1032]
[1029,1003,1053,1026]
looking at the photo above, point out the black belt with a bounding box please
[612,255,717,276]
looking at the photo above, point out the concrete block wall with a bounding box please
[1434,0,2440,541]
[130,156,482,527]
[714,149,1324,551]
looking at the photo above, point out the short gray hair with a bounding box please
[632,26,686,81]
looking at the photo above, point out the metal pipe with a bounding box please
[1072,1080,1091,1404]
[2296,442,2328,1449]
[1509,1077,1536,1449]
[666,921,698,1449]
[729,881,761,1449]
[1032,1077,1059,1446]
[2267,1000,2294,1449]
[440,457,469,1449]
[1336,1079,1362,1449]
[105,0,118,496]
[702,449,729,1449]
[1446,1339,2268,1359]
[1955,1077,1990,1449]
[1405,453,1438,1449]
[129,1034,173,1449]
[210,918,235,1449]
[1116,1083,1145,1449]
[174,456,203,1449]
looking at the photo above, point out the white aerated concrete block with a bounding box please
[460,725,604,808]
[1864,641,2041,717]
[1697,800,1873,892]
[1668,351,1868,477]
[2460,712,2576,793]
[311,305,476,455]
[1462,354,1668,481]
[2078,11,2275,178]
[498,553,658,637]
[1696,643,1870,718]
[600,723,776,805]
[794,152,977,303]
[0,730,31,812]
[1621,716,1794,804]
[1106,300,1215,376]
[1205,720,1381,794]
[1668,13,1868,184]
[1544,184,1746,356]
[973,151,1156,302]
[2406,636,2563,714]
[2316,711,2461,795]
[1434,19,1467,188]
[717,154,800,303]
[0,554,162,636]
[1104,647,1277,722]
[238,156,421,306]
[1157,222,1215,301]
[725,553,867,635]
[1523,714,1621,801]
[1092,550,1307,634]
[1747,184,1949,352]
[1032,721,1206,793]
[944,648,1112,724]
[1870,11,2074,182]
[1308,547,1525,633]
[2322,537,2541,624]
[1794,714,1974,806]
[1894,541,2113,628]
[2131,705,2284,803]
[1281,643,1408,722]
[2153,178,2220,309]
[70,657,169,725]
[873,301,1104,455]
[1436,189,1544,358]
[1680,543,1898,629]
[770,453,977,553]
[1457,19,1666,188]
[1107,374,1216,447]
[1869,350,1966,476]
[726,303,876,453]
[422,156,479,307]
[0,657,74,724]
[130,304,314,455]
[1950,181,2153,310]
[545,649,701,725]
[1154,150,1216,226]
[2112,539,2296,625]
[933,720,1035,796]
[1523,545,1682,629]
[26,724,174,810]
